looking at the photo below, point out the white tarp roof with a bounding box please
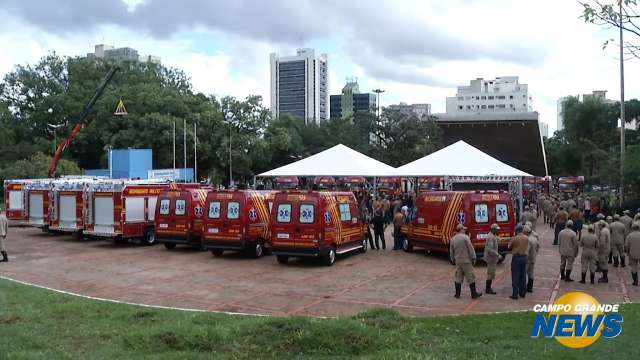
[395,140,532,177]
[258,144,396,177]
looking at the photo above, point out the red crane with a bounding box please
[48,67,119,178]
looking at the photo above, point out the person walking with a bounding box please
[559,220,579,282]
[553,206,569,245]
[610,214,627,268]
[597,220,611,283]
[621,210,633,234]
[484,223,503,294]
[392,207,406,250]
[0,208,8,263]
[625,222,640,286]
[584,197,592,223]
[524,224,539,293]
[371,208,386,250]
[508,224,528,300]
[543,197,552,225]
[569,205,583,241]
[520,206,537,231]
[450,224,482,299]
[579,225,599,284]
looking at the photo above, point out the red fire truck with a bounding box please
[83,179,170,244]
[377,177,402,197]
[400,191,515,259]
[274,176,299,189]
[417,176,443,192]
[154,184,211,250]
[24,179,54,229]
[339,176,366,190]
[202,190,276,258]
[49,177,104,234]
[556,176,584,195]
[270,190,367,266]
[313,176,336,190]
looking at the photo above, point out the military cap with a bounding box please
[566,220,574,227]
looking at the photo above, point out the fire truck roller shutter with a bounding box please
[125,197,145,222]
[147,196,158,221]
[59,194,77,229]
[94,196,114,233]
[29,193,44,225]
[8,191,23,210]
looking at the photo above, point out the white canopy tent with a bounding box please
[395,140,532,177]
[258,144,396,177]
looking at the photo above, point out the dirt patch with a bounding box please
[0,316,22,324]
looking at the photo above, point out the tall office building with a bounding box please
[87,44,160,64]
[446,76,532,114]
[329,80,376,119]
[387,102,432,117]
[270,48,329,124]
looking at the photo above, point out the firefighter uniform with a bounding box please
[543,199,552,224]
[450,224,482,299]
[624,223,640,286]
[559,220,579,282]
[598,221,611,283]
[621,211,633,233]
[484,223,502,294]
[521,207,537,231]
[610,216,627,267]
[580,226,599,284]
[524,225,539,292]
[0,211,8,262]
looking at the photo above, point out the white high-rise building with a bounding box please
[270,48,329,124]
[446,76,532,114]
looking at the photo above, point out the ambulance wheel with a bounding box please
[360,238,368,253]
[276,255,289,264]
[164,243,177,250]
[323,247,336,266]
[402,238,413,252]
[142,229,155,246]
[252,241,264,258]
[211,249,224,256]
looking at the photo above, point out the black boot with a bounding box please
[527,279,534,293]
[609,252,613,264]
[595,261,602,273]
[621,256,626,268]
[560,269,565,280]
[633,272,638,286]
[579,272,586,284]
[0,251,7,262]
[485,280,496,294]
[598,270,609,283]
[590,272,595,284]
[614,256,619,267]
[454,282,461,299]
[565,270,574,282]
[470,283,482,299]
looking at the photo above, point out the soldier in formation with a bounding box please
[559,220,579,282]
[625,222,640,286]
[450,224,482,299]
[579,225,599,284]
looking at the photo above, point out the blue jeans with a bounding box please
[554,223,565,245]
[511,255,527,297]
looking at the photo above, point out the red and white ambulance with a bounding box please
[154,184,211,249]
[23,179,54,229]
[201,190,276,257]
[49,177,103,234]
[400,191,515,258]
[270,190,367,266]
[83,179,170,244]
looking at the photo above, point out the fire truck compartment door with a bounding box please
[94,196,114,233]
[9,191,23,210]
[147,196,158,221]
[29,193,44,225]
[125,197,145,222]
[59,195,77,229]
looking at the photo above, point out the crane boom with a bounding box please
[48,67,119,178]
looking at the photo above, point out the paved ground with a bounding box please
[1,219,638,317]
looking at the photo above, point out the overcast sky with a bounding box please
[1,0,637,134]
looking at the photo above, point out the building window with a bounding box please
[481,105,486,109]
[497,95,505,100]
[509,95,513,99]
[488,105,495,109]
[481,96,486,100]
[466,105,471,109]
[488,96,494,100]
[457,97,463,100]
[458,105,463,110]
[497,104,506,108]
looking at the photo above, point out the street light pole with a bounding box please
[229,120,233,187]
[372,88,385,157]
[619,0,626,206]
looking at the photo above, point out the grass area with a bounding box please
[0,279,639,359]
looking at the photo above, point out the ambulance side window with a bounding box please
[339,203,351,221]
[208,201,221,219]
[299,204,314,224]
[175,199,186,216]
[475,204,488,223]
[277,204,292,223]
[227,202,240,219]
[496,203,509,222]
[159,199,170,215]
